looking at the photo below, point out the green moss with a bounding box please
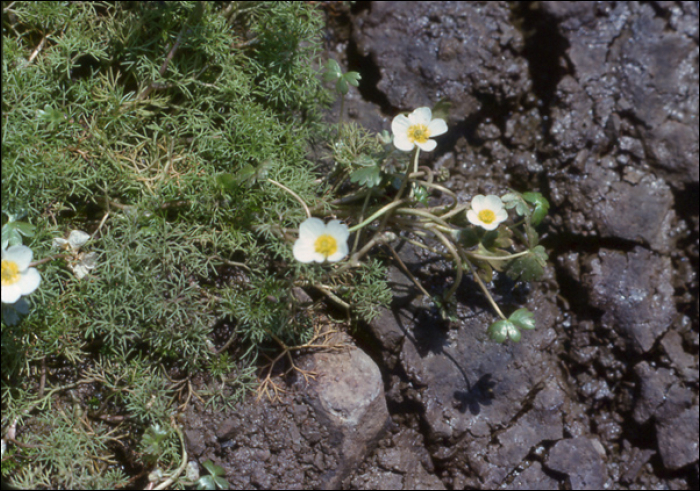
[1,2,363,488]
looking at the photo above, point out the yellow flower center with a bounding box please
[1,259,21,286]
[478,209,496,224]
[314,234,338,258]
[407,124,430,144]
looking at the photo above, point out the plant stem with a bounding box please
[352,191,372,254]
[347,199,406,233]
[338,94,345,127]
[413,147,421,177]
[395,207,452,229]
[466,250,530,262]
[266,179,310,218]
[430,227,463,302]
[387,243,432,298]
[463,256,507,320]
[409,147,421,197]
[439,203,469,221]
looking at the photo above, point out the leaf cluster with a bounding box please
[344,259,393,323]
[323,58,361,95]
[2,2,337,488]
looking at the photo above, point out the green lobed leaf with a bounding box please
[509,308,536,330]
[515,201,530,217]
[2,221,36,248]
[525,225,539,246]
[413,184,429,205]
[488,319,521,343]
[202,459,225,477]
[523,192,550,225]
[474,258,494,282]
[336,77,349,95]
[323,58,342,82]
[14,222,36,238]
[488,320,511,343]
[501,191,530,217]
[431,99,452,122]
[349,166,382,188]
[494,226,514,248]
[532,245,548,266]
[480,227,514,251]
[500,193,519,205]
[343,71,361,87]
[506,250,545,281]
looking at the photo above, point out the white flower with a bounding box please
[53,230,96,279]
[293,218,349,263]
[70,252,98,280]
[391,107,448,152]
[1,245,41,304]
[467,195,508,231]
[53,230,90,252]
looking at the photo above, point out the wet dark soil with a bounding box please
[182,2,698,489]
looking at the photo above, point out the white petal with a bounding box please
[53,238,69,249]
[293,238,316,263]
[411,107,432,125]
[2,284,21,304]
[5,245,33,270]
[68,230,90,248]
[416,139,437,152]
[393,136,415,152]
[326,220,349,242]
[470,195,487,212]
[298,217,325,240]
[483,195,504,211]
[82,252,98,268]
[495,208,509,223]
[17,268,41,295]
[326,239,349,262]
[481,220,500,231]
[391,114,411,136]
[72,263,89,280]
[466,209,481,226]
[428,118,448,137]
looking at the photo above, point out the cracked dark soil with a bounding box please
[182,2,698,489]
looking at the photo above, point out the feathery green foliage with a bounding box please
[1,2,366,488]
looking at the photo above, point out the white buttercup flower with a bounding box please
[293,218,349,264]
[467,195,508,231]
[2,245,42,304]
[391,107,448,152]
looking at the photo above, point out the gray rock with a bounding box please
[349,427,446,490]
[660,330,699,383]
[353,1,530,121]
[656,406,700,470]
[632,361,675,425]
[544,1,699,187]
[545,437,608,490]
[491,384,565,469]
[583,247,675,354]
[303,347,390,488]
[504,462,559,490]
